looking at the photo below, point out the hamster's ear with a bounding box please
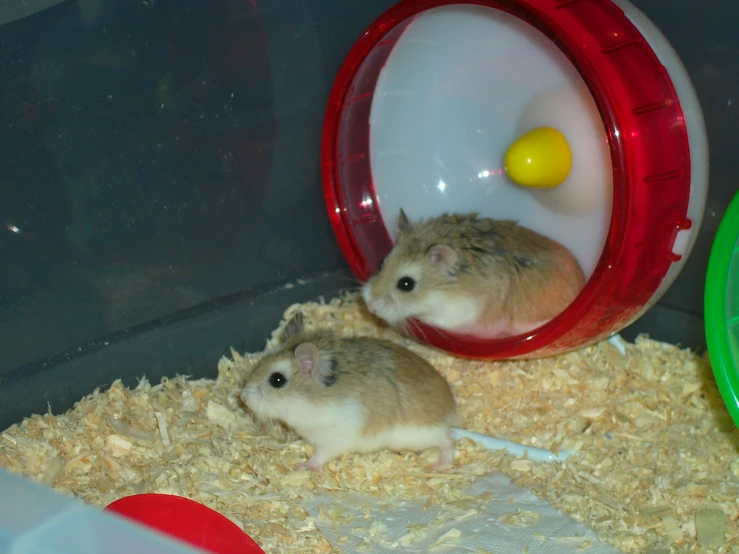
[428,244,458,269]
[398,208,411,234]
[294,342,327,382]
[284,312,305,338]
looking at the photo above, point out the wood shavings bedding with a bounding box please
[0,293,737,553]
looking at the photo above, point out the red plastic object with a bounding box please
[321,0,692,359]
[106,494,265,554]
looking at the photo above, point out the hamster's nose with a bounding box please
[368,295,394,314]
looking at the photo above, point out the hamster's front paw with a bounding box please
[295,455,323,472]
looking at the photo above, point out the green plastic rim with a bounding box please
[705,189,739,429]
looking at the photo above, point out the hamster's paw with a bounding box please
[295,455,324,472]
[429,459,453,472]
[429,440,455,472]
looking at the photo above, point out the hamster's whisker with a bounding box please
[430,326,457,343]
[396,319,417,341]
[399,319,458,345]
[416,323,443,345]
[409,321,427,342]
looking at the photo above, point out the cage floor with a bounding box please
[0,294,735,553]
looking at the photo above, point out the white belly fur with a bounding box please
[286,398,366,458]
[281,397,451,463]
[419,291,484,330]
[356,424,452,454]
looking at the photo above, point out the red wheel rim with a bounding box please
[106,494,265,554]
[321,0,692,359]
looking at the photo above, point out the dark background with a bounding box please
[0,0,735,429]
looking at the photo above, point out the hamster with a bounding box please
[362,210,586,339]
[239,312,459,471]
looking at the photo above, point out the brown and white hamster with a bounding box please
[239,312,459,471]
[362,210,586,339]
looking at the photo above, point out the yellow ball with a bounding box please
[503,127,572,189]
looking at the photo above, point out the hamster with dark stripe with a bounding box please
[239,312,459,471]
[362,210,585,339]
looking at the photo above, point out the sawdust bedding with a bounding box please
[0,293,737,553]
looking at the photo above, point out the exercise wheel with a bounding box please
[706,190,739,430]
[106,494,265,553]
[322,0,708,359]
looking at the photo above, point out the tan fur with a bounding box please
[246,331,457,436]
[240,313,459,469]
[364,211,585,336]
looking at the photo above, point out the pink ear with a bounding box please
[284,312,305,338]
[398,208,411,233]
[428,244,457,268]
[294,342,320,378]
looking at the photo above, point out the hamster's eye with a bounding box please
[269,372,287,388]
[396,276,416,292]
